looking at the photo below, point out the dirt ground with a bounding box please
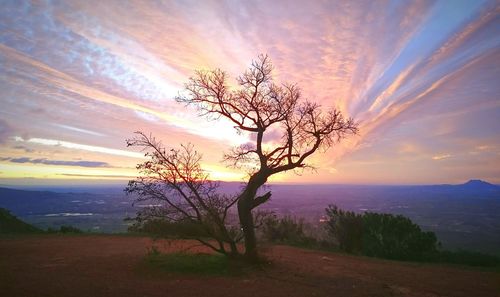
[0,235,499,297]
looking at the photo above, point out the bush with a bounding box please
[261,215,317,247]
[325,205,363,253]
[47,225,83,234]
[325,205,439,261]
[128,218,209,239]
[362,212,438,261]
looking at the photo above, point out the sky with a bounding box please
[0,0,499,186]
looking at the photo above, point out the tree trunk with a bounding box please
[238,196,257,261]
[229,241,239,256]
[237,171,268,262]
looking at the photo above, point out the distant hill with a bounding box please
[0,207,42,234]
[0,186,136,233]
[0,180,498,254]
[0,186,135,215]
[458,179,499,190]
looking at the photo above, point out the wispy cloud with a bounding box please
[432,154,451,161]
[58,173,133,178]
[13,136,144,158]
[0,0,499,184]
[0,119,13,144]
[1,157,110,168]
[54,124,106,137]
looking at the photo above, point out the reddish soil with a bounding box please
[0,235,498,297]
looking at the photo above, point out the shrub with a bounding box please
[47,225,83,234]
[261,215,317,247]
[361,212,438,261]
[128,218,209,239]
[325,205,439,261]
[325,205,363,253]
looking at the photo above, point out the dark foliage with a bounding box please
[361,212,439,261]
[325,205,363,253]
[47,225,83,234]
[0,208,42,234]
[325,205,439,261]
[261,215,317,247]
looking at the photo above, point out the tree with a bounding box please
[361,212,439,261]
[324,205,440,261]
[325,205,363,253]
[126,136,241,256]
[176,55,358,261]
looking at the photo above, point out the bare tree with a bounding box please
[126,133,241,256]
[177,55,358,261]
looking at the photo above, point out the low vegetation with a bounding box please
[47,225,84,234]
[326,205,439,261]
[144,246,249,276]
[325,204,500,267]
[128,218,208,239]
[3,205,497,269]
[0,207,84,235]
[261,214,319,248]
[0,208,43,234]
[129,204,499,268]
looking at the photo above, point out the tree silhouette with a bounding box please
[176,55,358,261]
[125,137,241,256]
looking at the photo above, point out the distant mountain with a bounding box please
[0,186,136,233]
[459,179,499,190]
[0,181,499,255]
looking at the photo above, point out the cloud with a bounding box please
[54,124,106,137]
[476,145,492,151]
[0,119,13,144]
[14,136,144,158]
[432,154,451,161]
[1,157,111,168]
[12,145,35,153]
[58,173,133,178]
[0,0,499,184]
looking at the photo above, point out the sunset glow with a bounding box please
[1,0,499,185]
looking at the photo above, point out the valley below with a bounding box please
[1,180,499,256]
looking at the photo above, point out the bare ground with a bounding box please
[0,235,498,297]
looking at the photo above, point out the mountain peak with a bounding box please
[461,179,497,189]
[464,179,489,185]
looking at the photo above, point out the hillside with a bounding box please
[0,208,42,234]
[0,235,498,297]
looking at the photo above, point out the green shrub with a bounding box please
[325,205,363,253]
[261,215,317,247]
[362,212,438,261]
[325,205,439,261]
